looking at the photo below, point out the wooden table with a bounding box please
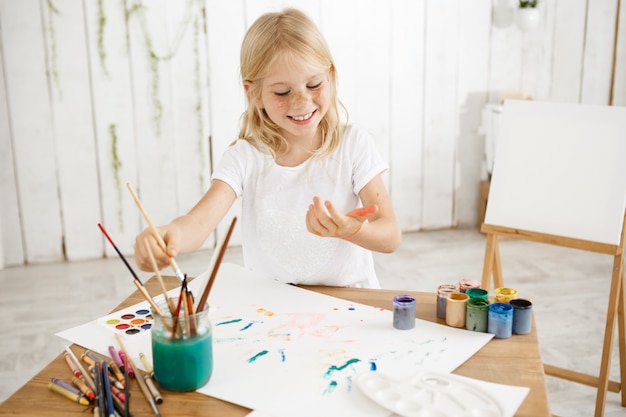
[0,276,550,416]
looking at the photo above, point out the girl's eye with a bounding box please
[274,91,290,97]
[308,82,322,89]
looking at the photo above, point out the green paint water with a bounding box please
[152,328,213,391]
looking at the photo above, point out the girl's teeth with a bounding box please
[292,112,312,121]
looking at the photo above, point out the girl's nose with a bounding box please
[291,90,311,108]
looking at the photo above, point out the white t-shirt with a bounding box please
[212,124,387,288]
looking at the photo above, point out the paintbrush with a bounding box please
[171,279,187,340]
[98,223,164,317]
[126,182,185,282]
[143,238,176,316]
[195,217,237,312]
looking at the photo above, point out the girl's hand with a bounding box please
[305,196,378,240]
[134,225,182,272]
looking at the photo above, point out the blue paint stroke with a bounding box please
[240,320,262,331]
[348,307,355,311]
[369,361,377,371]
[323,380,338,395]
[279,348,286,362]
[247,350,269,363]
[240,322,254,331]
[216,318,243,326]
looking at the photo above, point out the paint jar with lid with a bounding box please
[494,287,518,303]
[393,295,416,330]
[446,292,469,328]
[466,298,489,332]
[436,284,458,319]
[466,288,489,301]
[511,298,533,335]
[458,278,481,293]
[487,302,513,339]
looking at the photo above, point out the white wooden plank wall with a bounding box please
[1,0,625,267]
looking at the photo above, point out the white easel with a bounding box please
[480,100,626,417]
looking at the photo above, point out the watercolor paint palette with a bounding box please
[356,370,503,417]
[99,307,153,335]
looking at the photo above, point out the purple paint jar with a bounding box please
[393,295,416,330]
[488,302,513,339]
[436,284,458,319]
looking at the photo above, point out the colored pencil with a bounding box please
[126,182,185,282]
[115,334,161,417]
[64,345,96,393]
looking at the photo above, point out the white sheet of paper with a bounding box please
[57,263,528,417]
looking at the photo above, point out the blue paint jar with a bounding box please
[436,284,458,319]
[488,302,513,339]
[511,298,533,334]
[393,295,416,330]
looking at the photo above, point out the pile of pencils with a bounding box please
[51,344,162,417]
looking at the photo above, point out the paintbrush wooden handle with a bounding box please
[196,217,237,310]
[126,182,184,281]
[133,280,164,317]
[144,239,177,315]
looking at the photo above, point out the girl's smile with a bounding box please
[259,54,331,145]
[289,110,316,123]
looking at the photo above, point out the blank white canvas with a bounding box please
[485,99,626,246]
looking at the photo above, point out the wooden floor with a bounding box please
[0,228,624,416]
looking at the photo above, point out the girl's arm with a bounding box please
[306,174,402,253]
[134,180,237,271]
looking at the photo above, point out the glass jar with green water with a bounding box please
[151,300,213,391]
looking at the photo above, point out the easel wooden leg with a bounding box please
[493,238,504,289]
[618,267,626,406]
[481,234,497,291]
[481,233,504,292]
[594,244,625,416]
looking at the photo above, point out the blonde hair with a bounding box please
[237,8,346,158]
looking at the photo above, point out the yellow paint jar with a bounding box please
[494,287,518,304]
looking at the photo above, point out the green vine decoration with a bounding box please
[45,0,62,99]
[125,0,199,136]
[193,12,207,192]
[109,124,124,230]
[97,0,109,78]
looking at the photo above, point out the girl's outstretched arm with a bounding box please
[134,180,237,271]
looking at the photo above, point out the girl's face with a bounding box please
[256,54,331,144]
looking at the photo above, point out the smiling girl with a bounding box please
[134,8,401,288]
